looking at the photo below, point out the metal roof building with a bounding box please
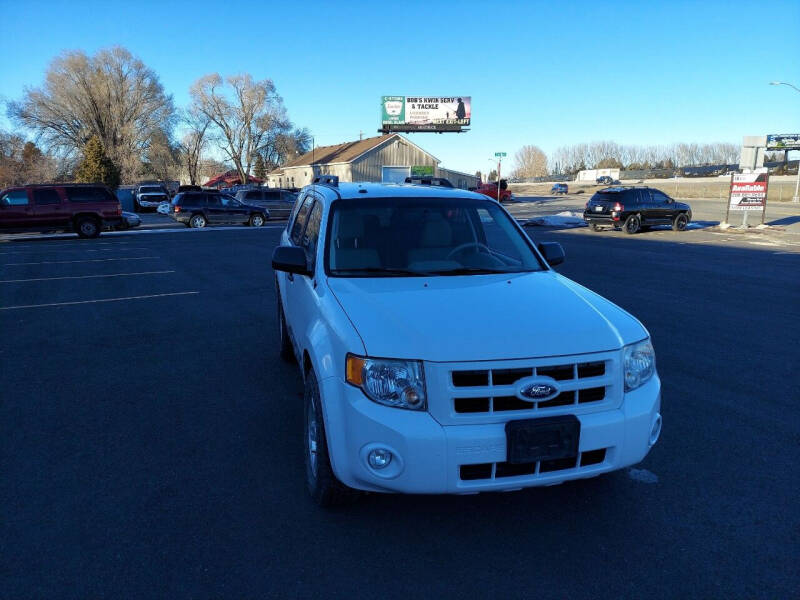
[266,134,478,189]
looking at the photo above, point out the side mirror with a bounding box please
[538,242,565,267]
[272,245,310,276]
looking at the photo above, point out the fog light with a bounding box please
[367,448,393,469]
[649,413,662,446]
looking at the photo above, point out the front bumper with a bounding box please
[320,374,661,494]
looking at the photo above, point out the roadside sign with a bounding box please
[725,172,769,226]
[495,152,506,157]
[729,173,768,211]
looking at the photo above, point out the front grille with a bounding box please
[451,360,608,414]
[459,448,608,481]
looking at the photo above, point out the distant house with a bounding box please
[266,134,478,190]
[202,170,263,189]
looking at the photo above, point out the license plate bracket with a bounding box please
[505,415,580,464]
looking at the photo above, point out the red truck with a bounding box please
[475,179,513,202]
[0,184,123,238]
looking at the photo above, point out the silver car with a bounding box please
[235,188,297,220]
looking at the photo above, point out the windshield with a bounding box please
[326,197,545,277]
[140,186,163,194]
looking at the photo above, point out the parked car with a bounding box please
[596,176,614,185]
[169,191,269,228]
[111,211,141,231]
[583,187,692,233]
[476,179,513,202]
[234,188,297,220]
[403,177,454,187]
[133,184,170,212]
[272,181,661,506]
[551,183,568,194]
[0,184,123,238]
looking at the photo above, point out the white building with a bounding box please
[267,134,479,189]
[575,168,621,182]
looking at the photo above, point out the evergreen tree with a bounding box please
[74,135,120,189]
[254,153,266,180]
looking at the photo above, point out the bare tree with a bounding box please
[142,129,179,182]
[512,145,548,178]
[176,109,210,185]
[189,73,287,184]
[7,47,175,182]
[0,131,58,186]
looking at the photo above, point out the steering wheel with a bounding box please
[446,242,492,260]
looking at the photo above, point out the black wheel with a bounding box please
[249,213,265,227]
[623,214,641,234]
[189,214,207,228]
[75,217,100,238]
[304,369,360,507]
[277,298,295,363]
[673,213,689,231]
[589,223,600,231]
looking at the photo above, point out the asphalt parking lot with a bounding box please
[1,225,798,598]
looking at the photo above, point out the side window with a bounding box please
[246,191,260,200]
[206,194,221,207]
[2,190,30,206]
[33,189,61,205]
[66,187,113,203]
[290,195,314,244]
[301,201,323,270]
[265,190,280,201]
[654,191,670,204]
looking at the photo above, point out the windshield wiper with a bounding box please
[330,267,432,277]
[428,267,531,276]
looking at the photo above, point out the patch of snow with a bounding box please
[525,211,587,228]
[628,468,659,484]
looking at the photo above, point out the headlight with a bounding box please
[623,338,655,392]
[346,354,426,410]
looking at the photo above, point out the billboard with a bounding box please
[381,96,471,132]
[766,134,800,151]
[729,172,768,211]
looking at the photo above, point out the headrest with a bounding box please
[420,216,452,247]
[336,213,364,239]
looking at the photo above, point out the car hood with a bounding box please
[327,271,648,362]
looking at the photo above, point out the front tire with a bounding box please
[589,223,600,231]
[623,214,641,234]
[189,214,207,229]
[249,213,265,227]
[304,369,360,507]
[673,213,689,231]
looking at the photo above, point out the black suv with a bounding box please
[169,191,269,228]
[583,187,692,234]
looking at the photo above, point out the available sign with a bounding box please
[729,172,769,211]
[381,96,471,132]
[766,134,800,151]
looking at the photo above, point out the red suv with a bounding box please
[0,184,122,238]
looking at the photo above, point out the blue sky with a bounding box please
[1,0,798,174]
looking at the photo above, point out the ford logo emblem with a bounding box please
[517,378,559,402]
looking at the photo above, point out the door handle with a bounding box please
[287,273,294,282]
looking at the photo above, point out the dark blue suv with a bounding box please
[550,183,568,194]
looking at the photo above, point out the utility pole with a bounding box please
[768,82,800,203]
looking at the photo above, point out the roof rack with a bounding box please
[313,175,339,187]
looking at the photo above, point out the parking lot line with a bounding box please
[3,256,159,266]
[0,270,175,283]
[0,247,149,255]
[0,291,199,311]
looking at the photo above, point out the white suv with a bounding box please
[273,180,661,506]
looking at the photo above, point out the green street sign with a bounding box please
[495,152,507,157]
